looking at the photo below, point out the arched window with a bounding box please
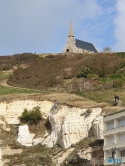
[66,49,70,52]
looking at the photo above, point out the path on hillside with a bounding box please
[0,80,11,87]
[0,79,42,92]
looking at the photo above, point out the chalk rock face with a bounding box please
[77,146,104,165]
[33,138,44,146]
[92,114,103,139]
[0,100,53,124]
[53,148,75,166]
[0,100,103,149]
[42,134,54,147]
[43,106,103,149]
[0,146,22,166]
[17,124,35,146]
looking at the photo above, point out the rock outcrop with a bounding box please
[92,114,103,139]
[42,106,103,149]
[17,124,35,146]
[77,146,104,165]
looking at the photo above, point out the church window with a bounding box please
[66,49,70,52]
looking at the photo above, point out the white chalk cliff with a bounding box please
[42,106,103,148]
[0,100,53,125]
[17,124,35,146]
[0,100,104,165]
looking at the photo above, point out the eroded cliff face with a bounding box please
[77,146,104,165]
[0,100,104,165]
[0,100,53,125]
[42,106,103,149]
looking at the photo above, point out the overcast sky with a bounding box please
[0,0,125,55]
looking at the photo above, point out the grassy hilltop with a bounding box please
[1,52,125,105]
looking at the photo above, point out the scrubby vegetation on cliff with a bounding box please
[62,138,104,166]
[19,107,42,125]
[8,52,125,91]
[3,144,54,166]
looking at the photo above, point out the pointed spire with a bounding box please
[68,21,74,36]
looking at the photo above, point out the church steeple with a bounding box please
[68,21,74,37]
[63,22,78,53]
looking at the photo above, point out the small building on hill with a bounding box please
[63,22,98,53]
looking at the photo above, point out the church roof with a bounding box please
[75,39,98,53]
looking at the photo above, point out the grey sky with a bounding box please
[0,0,125,55]
[0,0,102,55]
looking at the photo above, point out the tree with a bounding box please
[103,46,112,53]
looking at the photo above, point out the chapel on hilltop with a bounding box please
[63,22,98,53]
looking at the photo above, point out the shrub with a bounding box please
[19,107,42,125]
[87,73,98,79]
[113,78,124,88]
[89,139,104,146]
[110,74,122,79]
[78,66,93,78]
[117,52,125,58]
[1,64,11,70]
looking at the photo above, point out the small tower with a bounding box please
[63,22,78,53]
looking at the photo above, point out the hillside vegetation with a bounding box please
[1,52,125,104]
[8,52,125,91]
[0,53,37,71]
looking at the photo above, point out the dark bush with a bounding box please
[19,107,42,125]
[77,66,93,78]
[89,139,104,146]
